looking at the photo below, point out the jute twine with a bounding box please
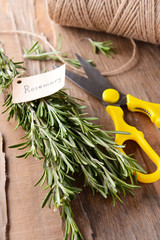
[48,0,160,44]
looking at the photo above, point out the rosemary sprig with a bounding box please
[0,46,144,240]
[88,38,115,57]
[23,35,94,68]
[0,46,25,92]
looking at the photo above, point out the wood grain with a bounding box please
[0,132,8,240]
[0,0,63,240]
[0,0,160,239]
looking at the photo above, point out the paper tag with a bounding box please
[12,65,65,103]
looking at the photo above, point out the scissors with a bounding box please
[64,54,160,183]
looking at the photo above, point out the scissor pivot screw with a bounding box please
[102,89,120,104]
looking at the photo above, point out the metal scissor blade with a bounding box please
[53,63,104,101]
[75,54,126,105]
[65,69,104,101]
[53,64,104,103]
[75,54,115,90]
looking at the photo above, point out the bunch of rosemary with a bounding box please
[0,46,144,240]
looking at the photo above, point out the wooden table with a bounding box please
[0,0,160,239]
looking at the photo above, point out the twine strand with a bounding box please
[102,39,138,76]
[0,29,138,76]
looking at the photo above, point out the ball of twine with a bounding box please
[48,0,160,44]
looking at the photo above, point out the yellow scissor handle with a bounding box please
[127,94,160,128]
[106,105,160,183]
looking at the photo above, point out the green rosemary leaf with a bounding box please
[43,184,50,191]
[8,141,28,148]
[42,188,53,208]
[26,41,39,54]
[48,194,53,209]
[40,171,47,187]
[46,167,53,186]
[57,33,62,51]
[88,38,115,57]
[34,171,45,186]
[78,132,95,147]
[16,153,27,158]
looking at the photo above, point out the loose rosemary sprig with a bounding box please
[0,46,144,240]
[23,35,94,68]
[88,38,115,57]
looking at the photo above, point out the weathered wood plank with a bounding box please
[0,0,160,239]
[0,133,8,240]
[0,0,63,239]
